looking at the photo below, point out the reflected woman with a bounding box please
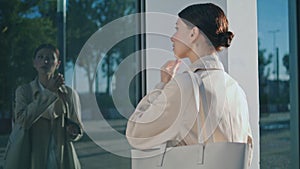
[7,44,82,169]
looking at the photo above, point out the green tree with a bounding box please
[283,53,289,74]
[258,38,272,113]
[66,0,135,94]
[258,38,272,86]
[0,0,56,116]
[66,0,99,93]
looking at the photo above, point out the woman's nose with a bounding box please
[44,58,49,64]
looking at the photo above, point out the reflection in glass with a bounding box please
[0,0,140,169]
[258,0,291,168]
[67,0,140,169]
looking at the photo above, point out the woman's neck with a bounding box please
[188,46,215,63]
[38,74,52,87]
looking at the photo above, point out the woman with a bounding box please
[126,3,253,164]
[12,44,82,169]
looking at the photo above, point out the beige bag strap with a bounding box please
[188,71,215,144]
[187,71,204,143]
[188,70,234,142]
[158,71,211,167]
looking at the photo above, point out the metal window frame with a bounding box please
[288,0,299,168]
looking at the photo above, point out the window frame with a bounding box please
[289,0,299,168]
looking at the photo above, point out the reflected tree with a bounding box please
[258,38,272,113]
[0,0,137,122]
[258,39,272,86]
[282,53,289,74]
[67,0,135,94]
[0,0,56,116]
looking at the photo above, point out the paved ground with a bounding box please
[0,113,292,169]
[0,119,131,169]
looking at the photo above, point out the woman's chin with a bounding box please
[39,71,53,76]
[174,53,185,59]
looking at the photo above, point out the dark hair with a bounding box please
[33,44,60,59]
[178,3,234,51]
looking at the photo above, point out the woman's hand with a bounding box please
[160,59,181,83]
[66,122,80,139]
[46,73,65,93]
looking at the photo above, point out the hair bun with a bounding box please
[218,31,234,48]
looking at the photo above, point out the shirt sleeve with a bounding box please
[67,88,84,141]
[247,121,253,167]
[14,84,58,129]
[126,78,184,149]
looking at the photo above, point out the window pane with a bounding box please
[0,0,58,166]
[66,0,140,168]
[257,0,291,168]
[0,0,58,120]
[0,0,141,168]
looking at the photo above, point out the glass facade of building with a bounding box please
[0,0,299,168]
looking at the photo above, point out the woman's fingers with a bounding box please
[161,59,181,83]
[46,73,65,93]
[172,59,181,73]
[55,73,65,86]
[163,60,181,74]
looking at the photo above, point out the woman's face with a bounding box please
[33,48,60,76]
[170,18,192,59]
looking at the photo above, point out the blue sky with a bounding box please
[257,0,290,80]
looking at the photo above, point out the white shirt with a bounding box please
[38,81,56,119]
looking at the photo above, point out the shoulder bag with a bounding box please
[61,92,82,169]
[4,84,32,169]
[3,124,31,169]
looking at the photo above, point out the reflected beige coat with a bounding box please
[14,78,83,169]
[126,55,253,163]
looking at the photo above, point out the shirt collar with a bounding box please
[30,77,42,98]
[38,80,45,91]
[189,54,224,72]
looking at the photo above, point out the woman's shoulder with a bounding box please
[64,85,73,92]
[173,72,193,85]
[64,85,80,97]
[224,73,246,96]
[16,81,34,93]
[16,83,29,90]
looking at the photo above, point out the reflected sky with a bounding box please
[257,0,289,80]
[66,0,291,93]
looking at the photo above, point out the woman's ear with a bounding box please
[190,27,200,42]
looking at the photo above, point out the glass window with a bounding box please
[0,0,58,123]
[0,0,58,165]
[66,0,141,168]
[257,0,291,168]
[0,0,142,168]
